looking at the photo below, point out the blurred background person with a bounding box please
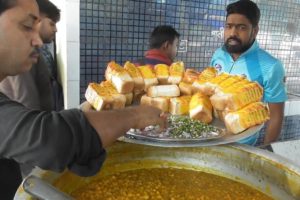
[134,25,180,67]
[0,0,63,111]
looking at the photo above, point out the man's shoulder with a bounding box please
[256,47,281,65]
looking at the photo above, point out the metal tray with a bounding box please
[118,119,264,147]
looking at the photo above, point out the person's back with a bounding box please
[0,0,63,111]
[134,25,180,67]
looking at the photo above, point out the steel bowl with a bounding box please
[14,142,300,199]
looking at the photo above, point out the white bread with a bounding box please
[140,95,169,112]
[198,67,217,82]
[124,93,133,106]
[179,82,194,95]
[210,81,263,111]
[123,61,145,90]
[213,108,227,122]
[154,64,169,84]
[169,95,191,115]
[105,61,134,94]
[189,92,213,124]
[193,73,231,96]
[224,102,270,134]
[85,82,126,111]
[168,61,185,84]
[183,69,200,83]
[138,65,158,91]
[147,85,180,98]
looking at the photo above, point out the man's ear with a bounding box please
[253,26,259,38]
[161,41,169,50]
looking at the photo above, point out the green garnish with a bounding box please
[168,115,219,139]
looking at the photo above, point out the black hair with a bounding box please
[36,0,60,22]
[0,0,16,15]
[149,25,180,49]
[226,0,260,27]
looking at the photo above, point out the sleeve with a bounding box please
[0,69,41,110]
[0,93,106,177]
[263,60,288,103]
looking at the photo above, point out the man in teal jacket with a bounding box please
[210,0,287,145]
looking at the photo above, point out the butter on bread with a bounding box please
[105,61,134,94]
[224,102,270,134]
[85,82,126,111]
[154,64,169,84]
[168,61,185,84]
[140,95,169,112]
[124,61,145,90]
[169,95,191,115]
[138,65,158,91]
[189,92,213,123]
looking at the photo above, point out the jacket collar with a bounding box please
[144,49,172,66]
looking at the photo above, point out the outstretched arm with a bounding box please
[83,105,166,148]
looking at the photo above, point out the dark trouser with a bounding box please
[0,159,22,200]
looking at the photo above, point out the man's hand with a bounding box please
[132,105,167,130]
[79,101,94,112]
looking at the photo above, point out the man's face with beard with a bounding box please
[224,14,258,55]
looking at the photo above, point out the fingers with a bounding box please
[79,101,94,112]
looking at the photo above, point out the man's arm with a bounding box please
[264,102,285,144]
[83,105,166,148]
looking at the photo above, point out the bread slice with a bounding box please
[224,102,270,134]
[198,67,217,82]
[169,95,191,115]
[140,95,169,112]
[183,69,200,83]
[189,92,213,123]
[154,64,169,84]
[179,82,194,95]
[85,82,126,111]
[105,61,134,94]
[168,61,185,84]
[124,61,145,90]
[193,73,231,96]
[138,65,158,91]
[147,85,180,98]
[124,93,133,106]
[210,81,263,111]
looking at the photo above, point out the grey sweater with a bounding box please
[0,92,106,176]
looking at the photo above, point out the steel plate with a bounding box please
[119,119,264,147]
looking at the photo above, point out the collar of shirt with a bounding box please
[144,49,173,66]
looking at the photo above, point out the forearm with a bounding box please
[264,119,282,144]
[263,102,285,144]
[83,107,138,148]
[83,105,165,148]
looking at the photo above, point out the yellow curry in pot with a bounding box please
[71,168,272,200]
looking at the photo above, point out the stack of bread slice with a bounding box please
[85,60,270,134]
[193,72,269,133]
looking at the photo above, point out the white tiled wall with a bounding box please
[51,0,80,109]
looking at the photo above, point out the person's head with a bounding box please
[224,0,260,56]
[0,0,42,80]
[36,0,60,43]
[149,25,180,61]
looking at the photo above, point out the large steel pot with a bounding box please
[14,142,300,199]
